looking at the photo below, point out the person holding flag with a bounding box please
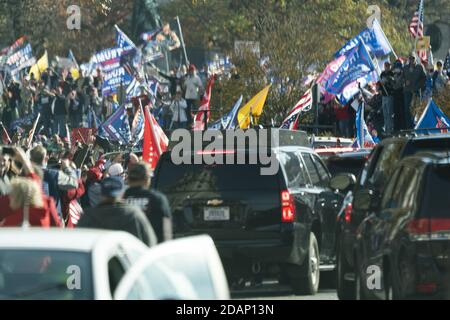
[402,54,427,129]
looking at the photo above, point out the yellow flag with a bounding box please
[29,51,49,80]
[237,85,271,129]
[70,68,80,80]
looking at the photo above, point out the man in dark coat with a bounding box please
[78,177,157,247]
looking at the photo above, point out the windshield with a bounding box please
[406,139,450,156]
[0,250,93,300]
[326,158,367,176]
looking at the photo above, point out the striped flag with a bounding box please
[142,105,169,170]
[67,201,83,227]
[193,77,215,131]
[409,0,424,38]
[280,89,313,130]
[409,0,427,64]
[444,50,450,73]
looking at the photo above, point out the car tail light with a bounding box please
[196,150,236,155]
[407,219,450,241]
[416,283,437,294]
[344,203,353,224]
[281,190,296,223]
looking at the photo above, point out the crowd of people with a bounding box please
[0,142,172,247]
[319,54,450,138]
[0,61,212,144]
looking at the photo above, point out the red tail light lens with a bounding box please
[344,203,353,224]
[281,190,296,223]
[407,219,450,241]
[196,150,236,155]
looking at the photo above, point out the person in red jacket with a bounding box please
[0,147,62,228]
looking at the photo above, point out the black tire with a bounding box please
[336,243,356,300]
[292,232,320,295]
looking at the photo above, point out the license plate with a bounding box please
[204,207,230,221]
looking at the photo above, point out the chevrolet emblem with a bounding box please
[207,199,224,206]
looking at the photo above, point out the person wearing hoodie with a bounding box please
[78,177,157,247]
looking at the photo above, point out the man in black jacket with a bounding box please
[78,177,157,247]
[124,162,172,243]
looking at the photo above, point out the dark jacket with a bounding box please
[53,94,67,116]
[77,202,157,247]
[403,63,426,93]
[124,187,172,243]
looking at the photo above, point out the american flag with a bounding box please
[280,89,313,130]
[67,201,83,227]
[409,0,427,64]
[444,50,450,73]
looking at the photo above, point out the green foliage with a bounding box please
[161,0,412,125]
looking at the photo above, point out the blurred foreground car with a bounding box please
[355,153,450,300]
[0,229,229,300]
[334,133,450,300]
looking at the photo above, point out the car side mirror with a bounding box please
[353,190,380,212]
[329,174,357,192]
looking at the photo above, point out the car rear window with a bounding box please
[0,250,93,300]
[155,160,281,193]
[406,138,450,156]
[422,165,450,218]
[326,157,367,176]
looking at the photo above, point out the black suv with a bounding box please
[354,153,450,300]
[334,133,450,300]
[152,139,340,295]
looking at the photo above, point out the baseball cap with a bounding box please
[101,177,124,198]
[108,163,124,177]
[128,162,153,182]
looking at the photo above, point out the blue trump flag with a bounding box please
[326,41,376,95]
[115,25,136,53]
[102,66,134,97]
[415,100,450,134]
[335,19,392,58]
[209,95,243,130]
[336,71,379,105]
[355,102,375,148]
[101,106,131,145]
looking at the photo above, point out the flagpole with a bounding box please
[27,113,41,148]
[176,16,190,66]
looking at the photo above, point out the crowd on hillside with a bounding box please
[0,62,213,144]
[319,55,449,138]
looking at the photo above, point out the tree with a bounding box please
[0,0,132,60]
[160,0,412,125]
